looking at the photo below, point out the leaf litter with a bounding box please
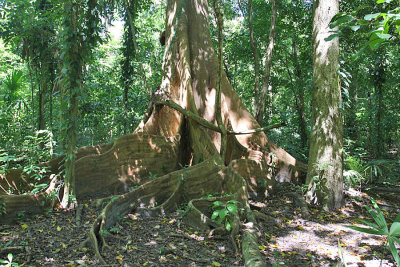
[0,183,399,266]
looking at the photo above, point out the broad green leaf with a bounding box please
[350,25,361,32]
[364,13,381,21]
[226,204,238,216]
[388,238,400,266]
[376,33,392,39]
[370,199,388,232]
[390,222,400,236]
[325,33,340,41]
[345,225,383,235]
[357,219,380,231]
[225,221,231,231]
[217,209,228,224]
[330,15,354,28]
[394,213,400,223]
[212,201,224,209]
[377,0,391,3]
[369,37,385,50]
[211,210,219,220]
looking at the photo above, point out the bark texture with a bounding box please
[306,0,343,210]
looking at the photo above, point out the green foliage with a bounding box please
[330,0,400,50]
[344,156,365,188]
[148,172,158,180]
[99,229,109,238]
[0,253,18,267]
[109,226,121,234]
[0,131,53,194]
[345,199,400,266]
[211,200,240,231]
[308,163,330,204]
[3,70,24,104]
[343,170,364,188]
[364,159,391,183]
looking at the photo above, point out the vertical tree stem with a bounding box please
[212,0,227,162]
[124,0,151,98]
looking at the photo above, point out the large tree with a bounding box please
[306,0,343,210]
[1,0,306,264]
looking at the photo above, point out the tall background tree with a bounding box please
[306,0,343,210]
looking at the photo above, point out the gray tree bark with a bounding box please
[306,0,343,210]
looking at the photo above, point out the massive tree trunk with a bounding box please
[1,0,306,264]
[306,0,343,210]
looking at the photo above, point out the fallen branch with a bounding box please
[156,99,286,135]
[228,122,286,135]
[242,206,267,267]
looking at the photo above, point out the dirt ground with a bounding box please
[1,184,399,266]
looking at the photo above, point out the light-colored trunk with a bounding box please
[306,0,343,210]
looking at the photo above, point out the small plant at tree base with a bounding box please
[109,226,121,234]
[99,229,109,238]
[0,253,18,267]
[148,172,158,180]
[306,162,330,205]
[211,200,240,231]
[345,199,400,266]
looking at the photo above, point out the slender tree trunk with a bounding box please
[212,0,227,161]
[291,37,308,148]
[347,69,358,141]
[121,0,136,134]
[38,82,46,130]
[255,0,277,125]
[27,61,35,131]
[373,53,385,159]
[306,0,343,210]
[123,85,129,134]
[248,0,260,115]
[61,0,80,209]
[124,0,151,98]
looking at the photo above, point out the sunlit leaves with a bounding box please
[345,199,400,266]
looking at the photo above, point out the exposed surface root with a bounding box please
[242,206,266,267]
[84,154,271,265]
[0,133,180,223]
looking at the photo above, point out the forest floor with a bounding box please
[0,183,399,267]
